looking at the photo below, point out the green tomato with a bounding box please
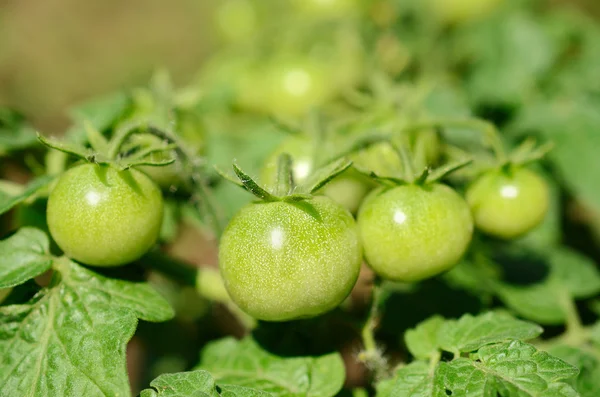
[466,168,549,239]
[240,57,331,117]
[260,136,372,213]
[357,184,473,282]
[219,196,362,321]
[47,163,163,267]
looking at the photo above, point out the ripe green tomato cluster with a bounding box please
[466,168,550,239]
[219,196,362,321]
[47,164,163,267]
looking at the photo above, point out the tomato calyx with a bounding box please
[37,123,177,172]
[356,138,472,188]
[217,156,353,204]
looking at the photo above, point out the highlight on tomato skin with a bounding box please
[466,167,550,240]
[218,196,362,322]
[357,183,474,282]
[46,163,164,267]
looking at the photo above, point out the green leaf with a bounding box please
[509,97,600,233]
[0,258,174,397]
[195,337,345,397]
[438,311,542,354]
[0,175,55,216]
[404,315,445,360]
[140,370,271,397]
[547,345,600,397]
[375,361,439,397]
[0,108,38,155]
[438,341,579,397]
[495,248,600,324]
[0,228,52,288]
[68,91,130,132]
[459,11,556,106]
[37,133,93,160]
[233,163,279,201]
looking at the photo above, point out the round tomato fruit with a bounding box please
[466,168,549,239]
[357,184,473,282]
[219,196,362,321]
[47,163,163,266]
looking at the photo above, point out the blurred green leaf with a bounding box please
[0,108,39,155]
[458,11,556,106]
[0,175,54,216]
[548,345,600,397]
[495,248,600,324]
[68,91,130,132]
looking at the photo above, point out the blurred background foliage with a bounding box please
[0,0,597,131]
[3,0,600,394]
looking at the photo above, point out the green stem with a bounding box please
[559,288,586,346]
[107,121,145,159]
[147,126,225,237]
[359,278,391,380]
[429,351,442,375]
[362,278,383,353]
[275,153,293,196]
[393,138,416,183]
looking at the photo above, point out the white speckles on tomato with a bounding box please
[358,184,473,282]
[47,163,163,267]
[218,196,362,321]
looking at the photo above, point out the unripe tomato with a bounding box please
[219,196,361,321]
[466,168,549,239]
[239,57,331,117]
[357,184,473,282]
[47,164,163,266]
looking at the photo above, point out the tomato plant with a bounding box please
[2,1,600,396]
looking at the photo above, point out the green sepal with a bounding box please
[232,163,279,202]
[117,157,176,171]
[37,132,93,161]
[297,158,353,194]
[426,158,473,184]
[354,166,408,187]
[83,121,109,156]
[508,138,554,166]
